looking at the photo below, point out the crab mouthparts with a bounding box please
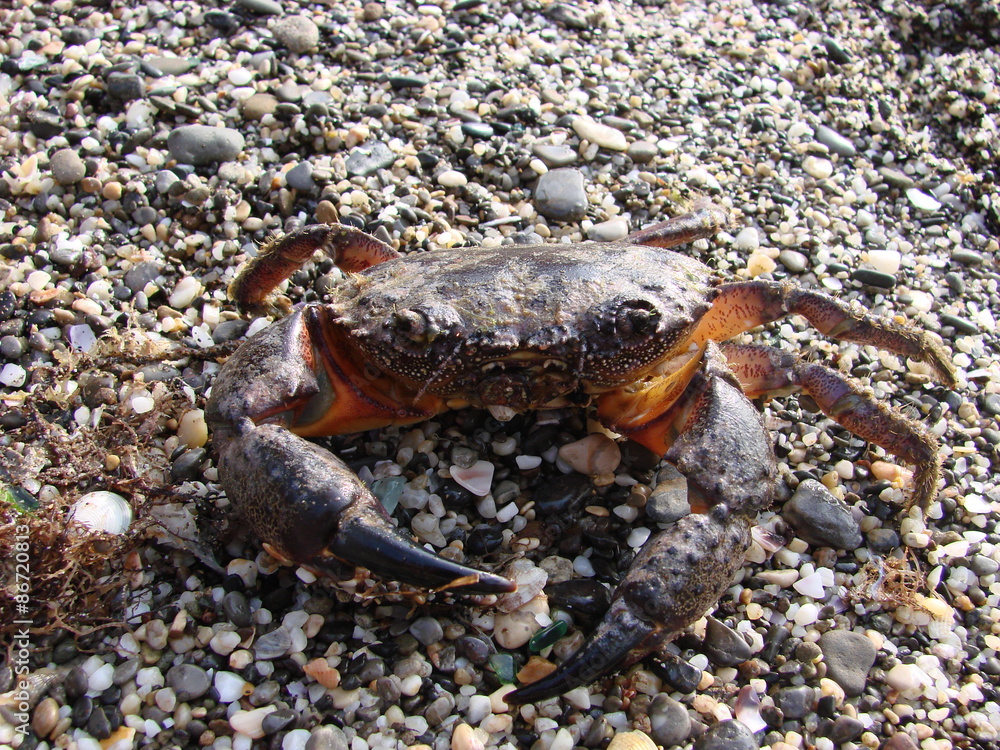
[475,355,575,412]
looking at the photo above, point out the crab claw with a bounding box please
[506,509,752,704]
[217,420,515,596]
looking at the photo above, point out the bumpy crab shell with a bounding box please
[207,204,955,703]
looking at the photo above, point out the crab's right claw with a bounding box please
[505,510,751,704]
[217,421,515,596]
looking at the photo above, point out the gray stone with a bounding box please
[783,479,862,549]
[254,627,292,660]
[146,57,196,76]
[107,72,145,101]
[532,144,577,168]
[778,249,809,274]
[773,685,815,719]
[815,125,857,157]
[409,616,443,646]
[236,0,282,15]
[165,664,210,702]
[649,694,692,747]
[646,465,689,524]
[167,125,245,166]
[305,725,349,750]
[124,262,162,294]
[242,93,279,120]
[50,148,86,185]
[346,141,395,177]
[222,590,252,626]
[273,15,319,54]
[704,617,754,667]
[692,720,759,750]
[286,161,315,191]
[819,630,876,696]
[627,141,658,164]
[534,168,587,222]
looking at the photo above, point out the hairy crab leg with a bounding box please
[207,308,515,595]
[229,224,400,317]
[720,342,943,509]
[507,345,776,703]
[688,279,956,387]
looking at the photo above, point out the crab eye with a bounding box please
[393,309,431,344]
[615,299,660,338]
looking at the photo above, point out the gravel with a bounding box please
[1,1,998,750]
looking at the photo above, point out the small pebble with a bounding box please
[273,15,320,53]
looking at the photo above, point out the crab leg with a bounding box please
[625,200,730,248]
[207,308,515,595]
[507,345,776,703]
[229,224,400,317]
[688,279,956,387]
[720,342,943,509]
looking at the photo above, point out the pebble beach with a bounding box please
[1,1,999,750]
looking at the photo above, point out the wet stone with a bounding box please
[646,466,689,524]
[107,72,144,101]
[273,15,320,53]
[774,685,814,719]
[50,148,86,185]
[113,657,140,686]
[166,664,211,702]
[286,161,315,191]
[305,725,350,750]
[783,479,862,549]
[778,249,809,273]
[87,707,112,740]
[346,141,395,177]
[255,627,292,659]
[424,693,455,726]
[866,528,900,553]
[704,617,754,667]
[819,630,876,696]
[882,734,919,750]
[815,125,857,157]
[627,141,658,163]
[261,708,296,735]
[533,473,593,516]
[66,667,89,699]
[532,143,577,168]
[534,168,587,222]
[827,715,865,743]
[410,617,443,646]
[71,696,93,727]
[546,579,611,616]
[455,635,493,665]
[651,653,702,694]
[375,676,400,702]
[171,449,206,482]
[852,268,896,289]
[461,122,494,140]
[167,125,245,166]
[823,36,852,64]
[212,319,250,344]
[939,313,979,335]
[648,694,691,746]
[389,75,428,90]
[693,719,759,750]
[223,591,252,627]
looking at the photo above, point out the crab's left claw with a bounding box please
[506,510,751,703]
[217,420,516,595]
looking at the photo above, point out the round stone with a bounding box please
[50,148,86,184]
[815,125,857,157]
[783,479,862,549]
[242,93,279,120]
[167,125,245,166]
[273,16,320,54]
[803,155,834,179]
[166,664,211,702]
[532,143,577,168]
[648,694,691,747]
[692,719,759,750]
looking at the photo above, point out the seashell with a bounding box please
[68,491,133,535]
[606,729,658,750]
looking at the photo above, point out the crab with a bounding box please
[205,202,956,704]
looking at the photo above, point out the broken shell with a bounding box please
[68,491,133,535]
[606,730,658,750]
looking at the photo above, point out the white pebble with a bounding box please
[868,249,901,275]
[885,663,931,698]
[450,460,495,496]
[495,502,519,523]
[906,188,941,211]
[793,602,819,626]
[803,155,833,179]
[466,694,492,724]
[68,324,97,352]
[572,115,627,151]
[0,364,26,387]
[228,67,253,86]
[734,227,760,251]
[437,169,468,188]
[627,527,651,548]
[210,630,242,656]
[26,270,51,291]
[792,570,826,599]
[169,276,203,309]
[282,729,311,750]
[515,455,542,471]
[88,663,115,694]
[572,556,595,577]
[215,671,251,703]
[230,707,275,739]
[131,395,156,414]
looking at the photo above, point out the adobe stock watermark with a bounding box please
[10,524,33,735]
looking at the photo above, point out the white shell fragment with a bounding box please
[69,491,133,535]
